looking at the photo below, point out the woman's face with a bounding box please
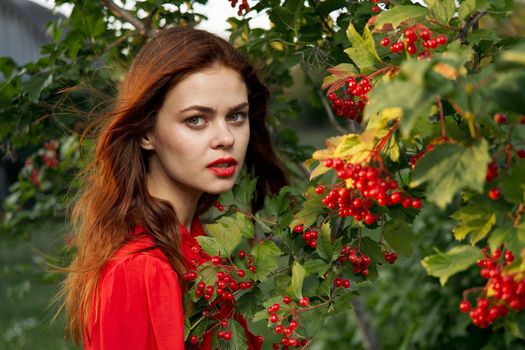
[141,65,250,198]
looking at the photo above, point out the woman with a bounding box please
[55,26,287,349]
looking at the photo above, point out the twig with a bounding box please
[102,0,155,38]
[458,10,488,43]
[317,88,349,135]
[351,297,382,350]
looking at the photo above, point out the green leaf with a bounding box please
[316,222,343,263]
[0,57,17,80]
[383,219,416,256]
[374,5,427,29]
[236,287,264,319]
[24,73,53,102]
[304,259,330,277]
[488,226,525,257]
[287,261,306,299]
[499,161,525,204]
[226,320,248,350]
[195,236,222,257]
[426,0,456,24]
[251,240,282,282]
[451,202,496,244]
[234,212,255,239]
[344,23,381,71]
[290,187,325,229]
[204,216,243,257]
[421,245,484,286]
[219,174,257,210]
[410,140,491,208]
[458,0,477,20]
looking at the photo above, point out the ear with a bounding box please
[140,133,155,151]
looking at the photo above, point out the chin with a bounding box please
[204,182,236,195]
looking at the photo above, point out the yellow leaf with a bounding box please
[433,62,460,80]
[270,41,284,51]
[309,162,331,180]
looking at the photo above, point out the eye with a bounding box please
[185,116,206,128]
[227,112,248,123]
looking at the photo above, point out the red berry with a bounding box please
[364,213,377,225]
[436,35,447,45]
[407,44,417,55]
[411,198,422,209]
[223,331,232,341]
[517,150,525,158]
[211,256,222,265]
[299,297,309,306]
[494,113,507,124]
[270,314,279,323]
[324,159,333,168]
[459,300,472,313]
[488,187,501,200]
[283,296,291,304]
[380,37,390,47]
[190,335,198,344]
[237,269,246,278]
[420,29,432,40]
[275,325,283,334]
[293,224,303,233]
[520,115,525,124]
[315,185,325,194]
[372,5,379,12]
[342,279,351,288]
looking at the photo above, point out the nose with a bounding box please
[210,121,235,149]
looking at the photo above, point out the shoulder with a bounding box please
[101,238,177,286]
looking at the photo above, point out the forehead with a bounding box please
[162,66,248,111]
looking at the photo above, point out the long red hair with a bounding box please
[52,26,287,345]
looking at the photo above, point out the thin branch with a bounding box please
[102,0,154,38]
[317,88,349,135]
[352,297,382,350]
[458,10,488,43]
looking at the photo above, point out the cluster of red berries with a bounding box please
[383,250,398,264]
[41,140,60,168]
[321,159,422,222]
[380,26,447,60]
[183,253,255,303]
[459,246,525,328]
[339,245,372,276]
[214,201,225,211]
[370,0,384,13]
[292,224,319,248]
[410,144,434,170]
[326,75,371,122]
[268,296,311,349]
[228,0,249,16]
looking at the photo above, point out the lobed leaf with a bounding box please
[411,140,491,209]
[421,245,484,286]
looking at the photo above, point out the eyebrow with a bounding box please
[179,102,249,114]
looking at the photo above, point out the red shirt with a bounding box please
[83,218,262,350]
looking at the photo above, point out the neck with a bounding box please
[145,159,202,231]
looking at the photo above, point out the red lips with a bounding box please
[207,157,237,168]
[207,157,238,177]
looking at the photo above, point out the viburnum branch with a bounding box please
[458,10,488,43]
[317,89,350,134]
[102,0,155,38]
